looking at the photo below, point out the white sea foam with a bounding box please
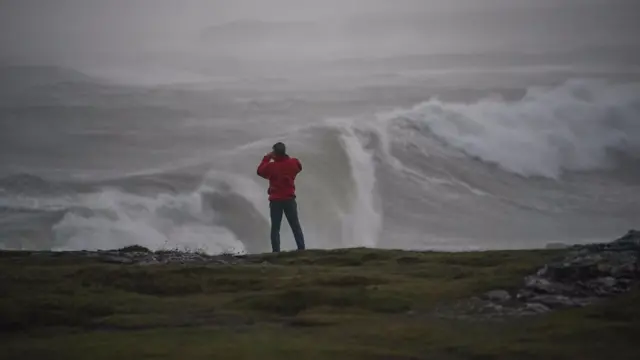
[50,188,246,253]
[394,79,640,178]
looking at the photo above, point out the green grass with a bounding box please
[1,247,639,360]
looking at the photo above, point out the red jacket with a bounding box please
[257,154,302,201]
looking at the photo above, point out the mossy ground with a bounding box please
[1,248,639,360]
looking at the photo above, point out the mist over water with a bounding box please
[1,0,639,253]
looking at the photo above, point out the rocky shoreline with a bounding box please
[22,245,249,266]
[438,230,640,319]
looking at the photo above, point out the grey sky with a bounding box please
[1,0,638,77]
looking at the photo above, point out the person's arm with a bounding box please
[257,154,273,179]
[295,158,302,173]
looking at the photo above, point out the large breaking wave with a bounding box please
[0,118,383,253]
[391,79,640,178]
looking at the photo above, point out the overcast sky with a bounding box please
[1,0,638,78]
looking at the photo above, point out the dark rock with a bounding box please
[484,290,511,302]
[614,229,640,245]
[525,302,550,314]
[524,276,553,292]
[517,310,539,317]
[572,297,600,307]
[516,288,536,300]
[524,276,572,294]
[137,258,161,266]
[483,303,504,312]
[597,263,613,274]
[455,230,640,319]
[101,255,134,264]
[543,260,601,282]
[616,278,634,288]
[117,245,151,253]
[594,276,617,288]
[529,295,576,308]
[578,277,627,296]
[611,262,637,278]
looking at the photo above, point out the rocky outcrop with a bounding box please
[27,246,247,266]
[439,230,640,319]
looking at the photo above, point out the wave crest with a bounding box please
[393,79,640,178]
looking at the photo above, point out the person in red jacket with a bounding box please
[257,142,305,252]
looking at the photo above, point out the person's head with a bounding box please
[272,142,287,157]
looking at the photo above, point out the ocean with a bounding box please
[1,58,639,254]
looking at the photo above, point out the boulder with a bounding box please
[524,276,572,294]
[593,276,617,288]
[525,302,551,314]
[484,290,512,302]
[117,245,152,253]
[528,295,576,308]
[541,258,602,282]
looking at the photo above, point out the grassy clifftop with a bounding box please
[1,247,639,360]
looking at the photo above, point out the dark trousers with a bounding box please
[269,198,305,252]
